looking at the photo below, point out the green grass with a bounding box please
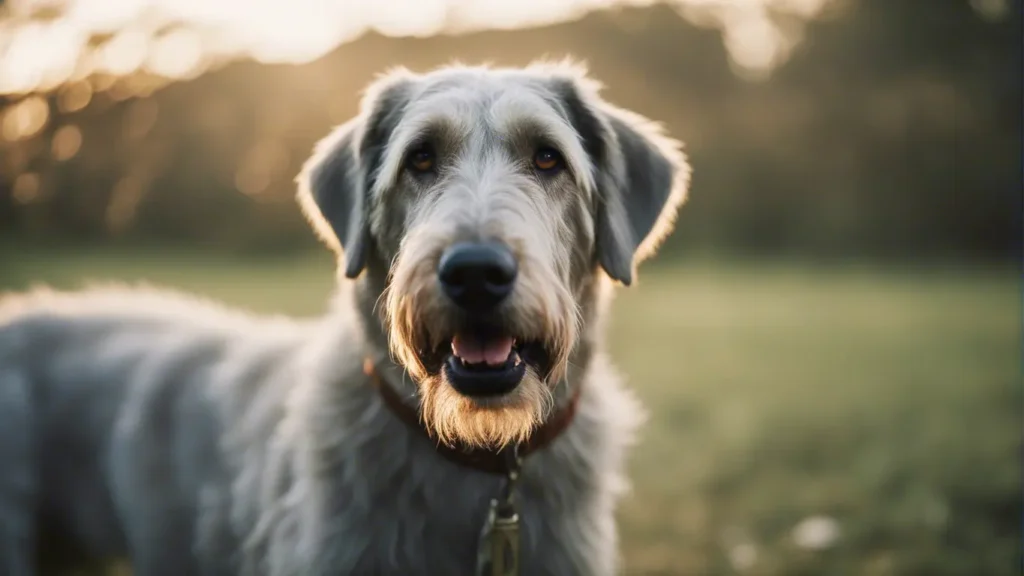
[1,247,1019,575]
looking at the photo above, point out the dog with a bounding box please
[0,60,689,575]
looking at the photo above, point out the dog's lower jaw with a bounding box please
[416,368,554,449]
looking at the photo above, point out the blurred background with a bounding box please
[0,0,1020,574]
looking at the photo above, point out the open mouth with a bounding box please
[420,323,551,397]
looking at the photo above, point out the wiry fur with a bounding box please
[0,60,689,575]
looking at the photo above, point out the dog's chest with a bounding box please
[262,366,632,576]
[304,451,609,576]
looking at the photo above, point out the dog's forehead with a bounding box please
[406,70,567,137]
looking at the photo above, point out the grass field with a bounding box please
[1,246,1019,576]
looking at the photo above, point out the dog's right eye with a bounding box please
[533,147,564,173]
[406,145,436,173]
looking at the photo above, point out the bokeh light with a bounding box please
[11,171,40,203]
[1,95,49,141]
[51,123,83,160]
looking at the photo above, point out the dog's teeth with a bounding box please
[512,351,522,366]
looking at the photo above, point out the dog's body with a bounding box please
[0,285,639,576]
[0,61,689,575]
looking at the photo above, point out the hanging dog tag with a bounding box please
[476,497,520,576]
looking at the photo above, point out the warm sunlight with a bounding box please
[0,0,837,95]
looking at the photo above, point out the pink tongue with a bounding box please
[451,333,514,366]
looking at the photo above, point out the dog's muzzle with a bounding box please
[436,241,530,397]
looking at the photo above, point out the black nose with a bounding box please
[437,242,518,312]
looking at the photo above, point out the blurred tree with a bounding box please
[0,0,1019,261]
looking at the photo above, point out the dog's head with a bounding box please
[298,61,689,448]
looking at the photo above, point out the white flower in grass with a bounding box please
[792,515,841,550]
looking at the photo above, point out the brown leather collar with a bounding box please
[363,358,581,475]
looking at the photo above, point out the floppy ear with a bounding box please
[553,73,690,286]
[297,72,414,279]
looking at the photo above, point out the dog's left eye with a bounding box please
[533,147,563,172]
[407,144,436,173]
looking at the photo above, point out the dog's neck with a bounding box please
[362,356,583,475]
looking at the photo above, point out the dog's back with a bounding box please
[0,287,303,575]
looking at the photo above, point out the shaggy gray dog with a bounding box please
[0,60,689,575]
